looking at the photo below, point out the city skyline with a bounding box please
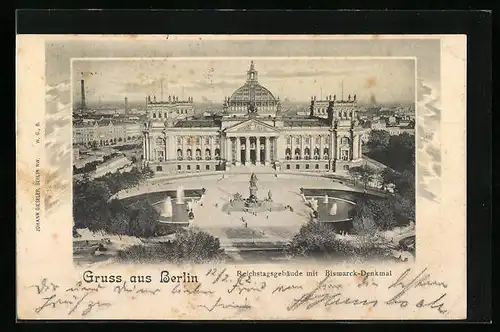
[72,58,416,106]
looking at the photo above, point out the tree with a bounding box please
[286,222,352,259]
[116,228,225,263]
[351,198,397,232]
[105,199,130,239]
[348,167,363,186]
[141,164,154,178]
[351,200,377,233]
[128,200,160,238]
[354,164,376,189]
[73,179,111,230]
[366,130,391,151]
[170,228,225,263]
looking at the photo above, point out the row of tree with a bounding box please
[73,166,157,237]
[365,130,415,173]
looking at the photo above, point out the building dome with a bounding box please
[225,61,279,115]
[230,82,276,103]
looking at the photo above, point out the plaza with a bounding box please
[117,171,359,256]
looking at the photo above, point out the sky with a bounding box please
[72,58,416,106]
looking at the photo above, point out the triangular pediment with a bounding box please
[224,118,279,134]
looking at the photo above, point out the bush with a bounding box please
[286,221,393,261]
[351,198,398,232]
[286,222,354,259]
[117,228,225,263]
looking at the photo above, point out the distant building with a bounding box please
[73,119,142,147]
[146,94,195,121]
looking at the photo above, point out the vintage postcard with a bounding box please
[16,35,466,320]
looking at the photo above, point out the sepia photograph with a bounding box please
[17,33,469,320]
[71,57,417,266]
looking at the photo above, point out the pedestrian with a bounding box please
[266,215,269,220]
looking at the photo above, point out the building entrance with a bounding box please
[250,149,257,165]
[240,149,246,165]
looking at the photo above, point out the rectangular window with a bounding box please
[343,165,350,170]
[325,164,329,169]
[286,164,291,169]
[206,165,210,170]
[177,165,181,170]
[187,165,191,170]
[196,165,200,170]
[177,137,182,145]
[295,137,300,145]
[315,164,319,169]
[296,164,300,170]
[305,138,310,145]
[205,137,210,145]
[305,164,310,169]
[196,137,201,145]
[315,137,320,145]
[287,136,292,145]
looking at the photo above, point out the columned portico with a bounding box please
[225,134,278,167]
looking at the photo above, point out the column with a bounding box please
[200,135,204,160]
[291,135,295,160]
[236,137,241,164]
[265,136,270,164]
[164,135,168,161]
[330,131,336,172]
[226,137,232,163]
[245,136,251,165]
[319,135,324,160]
[142,133,146,160]
[145,133,149,160]
[256,137,261,164]
[211,136,215,160]
[353,135,358,159]
[300,135,304,160]
[181,136,185,160]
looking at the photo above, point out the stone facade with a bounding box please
[142,61,364,174]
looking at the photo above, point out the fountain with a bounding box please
[323,195,329,204]
[176,185,185,204]
[163,196,173,217]
[310,198,318,212]
[329,201,338,216]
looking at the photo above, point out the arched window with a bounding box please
[323,148,329,160]
[314,147,320,159]
[158,113,162,118]
[304,147,311,160]
[341,149,349,161]
[205,148,211,160]
[285,148,291,160]
[196,148,202,160]
[294,148,301,160]
[186,149,192,160]
[177,149,183,160]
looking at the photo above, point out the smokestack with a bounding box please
[124,97,128,114]
[80,80,86,109]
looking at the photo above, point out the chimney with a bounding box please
[80,80,86,109]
